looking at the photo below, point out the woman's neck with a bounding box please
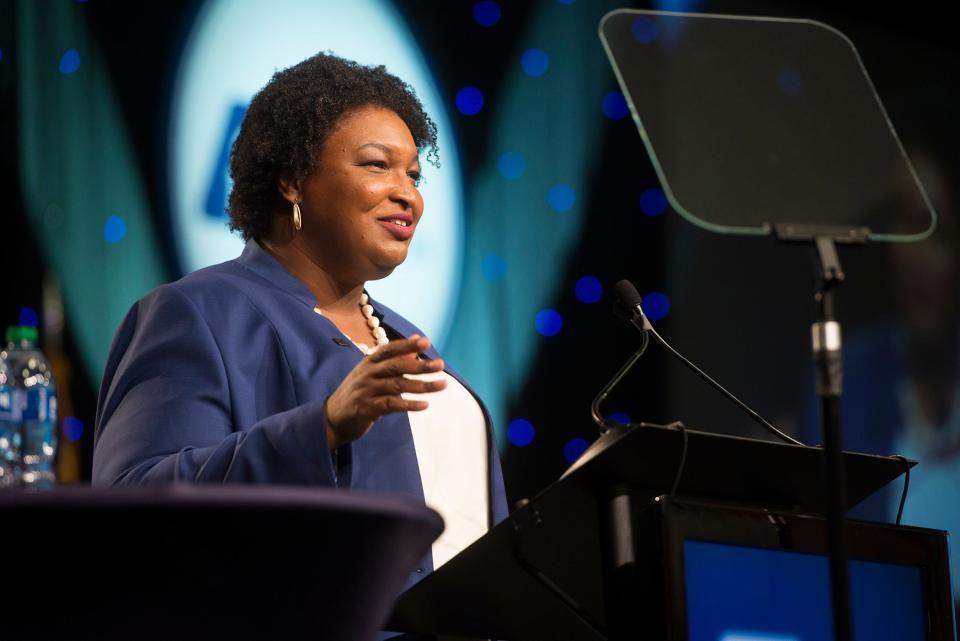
[257,233,364,314]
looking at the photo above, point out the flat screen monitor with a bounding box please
[660,498,955,641]
[684,541,927,641]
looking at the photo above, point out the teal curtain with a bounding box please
[16,1,167,385]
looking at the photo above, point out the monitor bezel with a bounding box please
[656,496,955,640]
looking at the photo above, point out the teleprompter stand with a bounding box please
[592,9,939,641]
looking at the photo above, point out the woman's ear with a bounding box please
[277,175,301,204]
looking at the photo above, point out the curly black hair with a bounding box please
[227,52,439,240]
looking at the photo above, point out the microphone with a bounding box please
[612,279,653,333]
[590,329,649,433]
[609,279,804,447]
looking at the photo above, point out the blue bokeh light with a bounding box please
[640,187,668,216]
[631,16,659,44]
[18,307,39,327]
[521,48,549,77]
[557,0,576,4]
[498,151,525,179]
[59,48,81,74]
[654,0,705,12]
[63,416,84,443]
[455,86,484,116]
[575,276,603,304]
[779,65,803,96]
[564,437,590,463]
[535,309,563,337]
[507,418,535,447]
[606,412,632,425]
[0,49,4,62]
[602,91,629,120]
[481,254,507,281]
[104,215,127,243]
[548,184,575,212]
[472,1,501,27]
[642,291,671,321]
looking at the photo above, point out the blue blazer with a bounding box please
[93,241,509,577]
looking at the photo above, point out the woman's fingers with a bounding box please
[372,355,444,378]
[376,396,429,414]
[367,335,429,363]
[370,375,447,396]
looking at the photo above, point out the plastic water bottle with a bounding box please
[0,326,57,489]
[0,352,14,488]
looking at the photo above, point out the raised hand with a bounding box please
[323,335,447,449]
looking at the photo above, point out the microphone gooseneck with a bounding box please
[590,332,649,432]
[612,279,805,447]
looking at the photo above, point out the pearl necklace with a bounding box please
[313,292,388,355]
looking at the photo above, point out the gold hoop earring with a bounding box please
[292,201,302,231]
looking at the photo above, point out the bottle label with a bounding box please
[10,389,26,422]
[0,387,56,423]
[0,386,11,421]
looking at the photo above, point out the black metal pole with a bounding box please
[813,281,852,641]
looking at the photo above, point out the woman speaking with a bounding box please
[93,52,508,572]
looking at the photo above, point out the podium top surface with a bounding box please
[559,422,912,513]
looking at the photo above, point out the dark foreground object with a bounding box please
[0,485,443,641]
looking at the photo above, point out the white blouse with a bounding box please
[403,369,490,569]
[328,306,491,570]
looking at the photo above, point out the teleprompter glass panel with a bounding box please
[599,10,936,241]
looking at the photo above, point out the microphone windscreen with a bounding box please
[613,279,643,309]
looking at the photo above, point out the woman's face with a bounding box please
[290,105,424,284]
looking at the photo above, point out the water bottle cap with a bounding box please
[5,326,38,344]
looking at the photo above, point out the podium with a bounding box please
[389,424,956,640]
[0,485,442,641]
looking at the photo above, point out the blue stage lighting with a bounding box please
[575,276,603,304]
[456,87,484,116]
[498,151,526,179]
[606,412,632,425]
[63,416,84,442]
[521,48,549,77]
[640,187,668,216]
[473,1,501,27]
[507,419,535,447]
[642,291,671,321]
[631,16,659,44]
[564,437,589,463]
[603,90,629,120]
[481,255,507,281]
[59,49,81,74]
[535,309,563,336]
[548,184,575,212]
[104,215,127,243]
